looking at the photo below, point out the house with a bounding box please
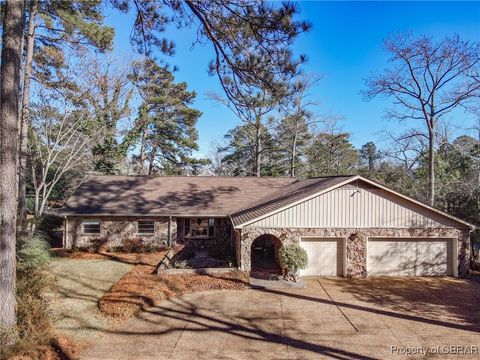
[61,175,475,277]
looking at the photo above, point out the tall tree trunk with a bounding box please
[18,0,38,227]
[290,121,299,178]
[254,116,261,177]
[477,117,480,186]
[139,126,147,175]
[428,125,435,206]
[148,147,156,175]
[0,0,25,331]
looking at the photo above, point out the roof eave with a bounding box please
[60,212,231,218]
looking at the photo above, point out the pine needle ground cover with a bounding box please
[99,267,249,318]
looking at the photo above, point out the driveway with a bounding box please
[81,277,480,359]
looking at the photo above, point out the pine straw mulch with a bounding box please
[9,335,85,360]
[49,248,171,267]
[99,265,249,319]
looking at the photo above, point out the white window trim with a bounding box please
[137,220,155,235]
[82,220,101,235]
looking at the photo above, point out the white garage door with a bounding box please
[300,238,343,276]
[367,238,453,276]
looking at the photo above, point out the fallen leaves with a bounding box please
[50,248,170,267]
[99,266,249,318]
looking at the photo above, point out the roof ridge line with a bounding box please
[85,174,298,179]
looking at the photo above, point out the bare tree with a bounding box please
[382,129,427,172]
[80,56,133,174]
[28,90,100,221]
[364,33,480,205]
[17,0,114,224]
[0,0,25,332]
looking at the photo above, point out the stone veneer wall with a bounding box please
[239,227,471,277]
[66,216,177,250]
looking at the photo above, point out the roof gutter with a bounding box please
[60,213,232,218]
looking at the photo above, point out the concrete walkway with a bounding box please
[249,276,306,289]
[81,277,480,359]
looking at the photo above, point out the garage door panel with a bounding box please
[368,238,452,276]
[300,238,343,276]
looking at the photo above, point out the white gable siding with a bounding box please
[244,185,459,228]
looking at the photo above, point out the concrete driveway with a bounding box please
[81,277,480,359]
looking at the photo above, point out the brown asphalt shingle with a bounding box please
[61,175,297,217]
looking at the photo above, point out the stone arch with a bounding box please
[239,229,289,272]
[250,234,282,276]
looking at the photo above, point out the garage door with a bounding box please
[300,238,343,276]
[367,238,453,276]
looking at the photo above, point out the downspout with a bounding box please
[468,227,476,276]
[167,216,172,247]
[63,216,67,248]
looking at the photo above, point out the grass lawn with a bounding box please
[45,258,132,342]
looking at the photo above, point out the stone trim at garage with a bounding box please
[65,216,177,250]
[237,227,471,277]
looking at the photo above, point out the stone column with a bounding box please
[346,230,367,278]
[458,228,471,277]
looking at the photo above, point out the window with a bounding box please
[138,220,155,234]
[187,218,215,238]
[208,218,215,237]
[83,220,100,234]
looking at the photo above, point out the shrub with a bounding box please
[122,237,146,252]
[1,233,54,359]
[278,244,308,281]
[17,234,51,270]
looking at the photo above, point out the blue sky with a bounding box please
[104,1,480,157]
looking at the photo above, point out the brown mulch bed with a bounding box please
[50,248,170,267]
[99,265,249,319]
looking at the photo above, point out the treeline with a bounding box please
[213,121,480,226]
[23,30,480,231]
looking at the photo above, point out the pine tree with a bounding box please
[359,142,380,174]
[218,121,281,176]
[0,0,25,333]
[307,133,359,176]
[129,59,203,175]
[111,1,310,113]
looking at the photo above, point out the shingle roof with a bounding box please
[230,176,355,226]
[61,174,475,229]
[61,175,297,217]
